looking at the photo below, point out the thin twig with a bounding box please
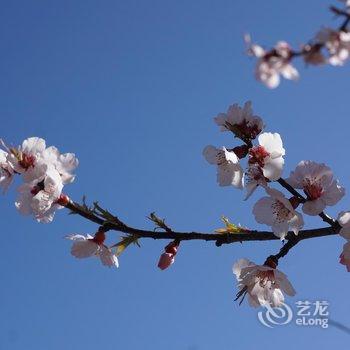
[64,200,340,246]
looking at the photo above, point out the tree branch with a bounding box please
[64,199,340,246]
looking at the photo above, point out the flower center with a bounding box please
[256,270,276,288]
[92,231,106,245]
[303,178,323,200]
[19,153,36,170]
[249,146,270,167]
[236,121,262,140]
[271,200,293,223]
[246,165,265,183]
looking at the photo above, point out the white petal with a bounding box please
[232,258,253,278]
[281,64,299,80]
[272,222,290,240]
[21,137,46,155]
[262,156,284,181]
[274,270,296,296]
[99,246,119,267]
[15,188,34,216]
[244,182,258,200]
[251,44,265,58]
[259,133,285,156]
[71,240,99,258]
[302,199,326,216]
[322,180,345,206]
[218,163,244,188]
[203,145,218,165]
[253,197,275,226]
[338,211,350,228]
[289,212,304,236]
[340,227,350,240]
[57,153,79,184]
[22,160,48,183]
[65,234,88,241]
[214,113,228,131]
[266,187,294,212]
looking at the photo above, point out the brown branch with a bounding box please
[251,5,350,65]
[330,6,350,31]
[265,236,301,267]
[64,199,340,246]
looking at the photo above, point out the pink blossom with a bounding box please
[246,36,299,88]
[288,161,345,216]
[214,101,264,140]
[233,258,296,307]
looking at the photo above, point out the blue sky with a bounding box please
[0,0,349,349]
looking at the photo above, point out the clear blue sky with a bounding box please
[0,0,349,349]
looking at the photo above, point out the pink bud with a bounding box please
[165,241,179,255]
[158,252,175,270]
[57,194,70,206]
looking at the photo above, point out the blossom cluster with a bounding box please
[203,101,347,308]
[245,2,350,88]
[204,101,345,240]
[0,137,121,268]
[0,137,78,223]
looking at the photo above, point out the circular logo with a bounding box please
[258,303,293,328]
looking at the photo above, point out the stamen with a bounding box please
[303,178,323,200]
[249,146,270,167]
[271,200,293,223]
[19,153,36,170]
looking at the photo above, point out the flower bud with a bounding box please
[165,241,179,255]
[57,194,70,206]
[158,253,175,270]
[93,230,106,245]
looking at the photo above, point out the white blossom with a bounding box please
[66,234,119,268]
[41,146,78,184]
[246,36,299,88]
[249,132,285,181]
[7,137,47,182]
[6,137,78,186]
[203,145,244,188]
[337,211,350,240]
[214,101,264,140]
[316,28,350,66]
[244,164,268,200]
[15,167,63,223]
[340,241,350,272]
[253,188,304,240]
[288,161,345,216]
[0,150,14,192]
[233,258,296,308]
